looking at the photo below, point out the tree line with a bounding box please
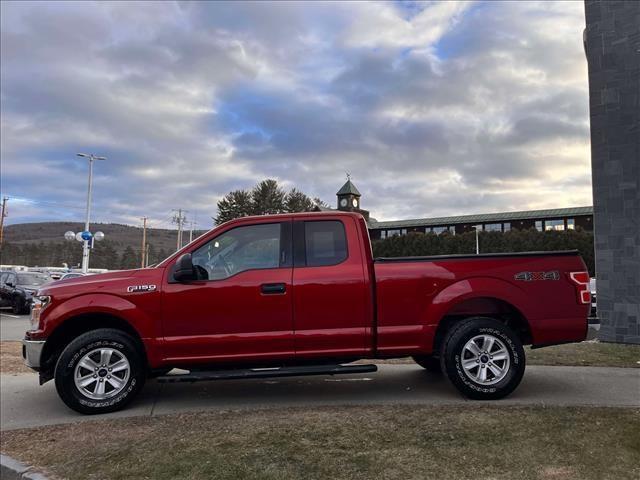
[1,226,595,274]
[0,240,172,271]
[1,177,595,274]
[372,228,595,275]
[215,179,327,225]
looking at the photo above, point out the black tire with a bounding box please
[441,317,525,400]
[12,298,26,315]
[412,355,442,374]
[54,328,146,414]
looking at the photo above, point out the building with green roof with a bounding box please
[368,205,593,240]
[328,178,593,240]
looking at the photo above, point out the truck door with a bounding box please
[292,217,370,358]
[161,220,294,363]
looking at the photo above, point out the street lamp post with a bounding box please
[77,153,106,273]
[471,225,481,254]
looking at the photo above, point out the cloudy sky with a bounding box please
[1,1,591,228]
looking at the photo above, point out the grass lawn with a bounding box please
[1,406,638,480]
[526,341,640,368]
[365,340,640,368]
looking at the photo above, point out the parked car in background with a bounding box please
[59,272,86,281]
[0,271,53,314]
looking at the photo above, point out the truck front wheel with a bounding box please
[54,328,146,414]
[441,317,525,400]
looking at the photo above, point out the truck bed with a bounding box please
[373,249,589,355]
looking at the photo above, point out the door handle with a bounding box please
[260,283,286,295]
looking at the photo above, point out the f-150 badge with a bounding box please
[127,284,157,293]
[514,271,560,282]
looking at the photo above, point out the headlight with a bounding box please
[30,295,51,331]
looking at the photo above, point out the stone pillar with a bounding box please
[584,1,640,343]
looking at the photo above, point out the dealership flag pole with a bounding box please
[77,153,106,273]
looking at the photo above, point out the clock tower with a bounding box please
[336,176,369,220]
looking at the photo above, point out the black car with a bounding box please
[0,271,52,314]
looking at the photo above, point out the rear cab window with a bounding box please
[296,220,348,267]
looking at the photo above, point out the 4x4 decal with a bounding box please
[514,271,560,282]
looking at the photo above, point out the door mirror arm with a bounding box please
[173,253,196,282]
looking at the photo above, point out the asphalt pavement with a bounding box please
[1,364,638,431]
[0,311,29,341]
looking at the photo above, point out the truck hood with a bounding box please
[39,268,164,297]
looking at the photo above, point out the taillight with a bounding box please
[568,272,590,304]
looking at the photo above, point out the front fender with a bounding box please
[37,293,157,341]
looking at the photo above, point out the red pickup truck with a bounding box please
[24,212,591,414]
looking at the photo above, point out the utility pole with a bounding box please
[145,243,150,268]
[140,216,147,268]
[189,219,197,243]
[172,209,187,250]
[77,153,106,273]
[0,197,8,250]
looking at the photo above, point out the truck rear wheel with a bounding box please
[441,317,525,400]
[54,328,146,414]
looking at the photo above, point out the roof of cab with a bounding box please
[222,210,364,226]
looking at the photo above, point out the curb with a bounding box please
[0,454,50,480]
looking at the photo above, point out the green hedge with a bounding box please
[371,228,595,275]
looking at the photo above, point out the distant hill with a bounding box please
[3,222,207,253]
[1,222,208,269]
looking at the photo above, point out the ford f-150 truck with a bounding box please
[23,212,591,414]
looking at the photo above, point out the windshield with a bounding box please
[17,273,50,287]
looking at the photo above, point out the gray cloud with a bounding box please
[0,1,591,229]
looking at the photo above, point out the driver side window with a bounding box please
[191,223,282,280]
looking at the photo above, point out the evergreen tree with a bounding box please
[0,242,23,265]
[372,228,595,275]
[215,190,253,225]
[250,179,286,216]
[215,180,327,224]
[156,248,171,265]
[90,241,120,269]
[119,245,138,270]
[284,188,316,213]
[145,243,157,267]
[313,197,330,209]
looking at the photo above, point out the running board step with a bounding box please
[156,363,377,383]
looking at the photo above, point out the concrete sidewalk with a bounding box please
[0,313,30,342]
[2,364,638,431]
